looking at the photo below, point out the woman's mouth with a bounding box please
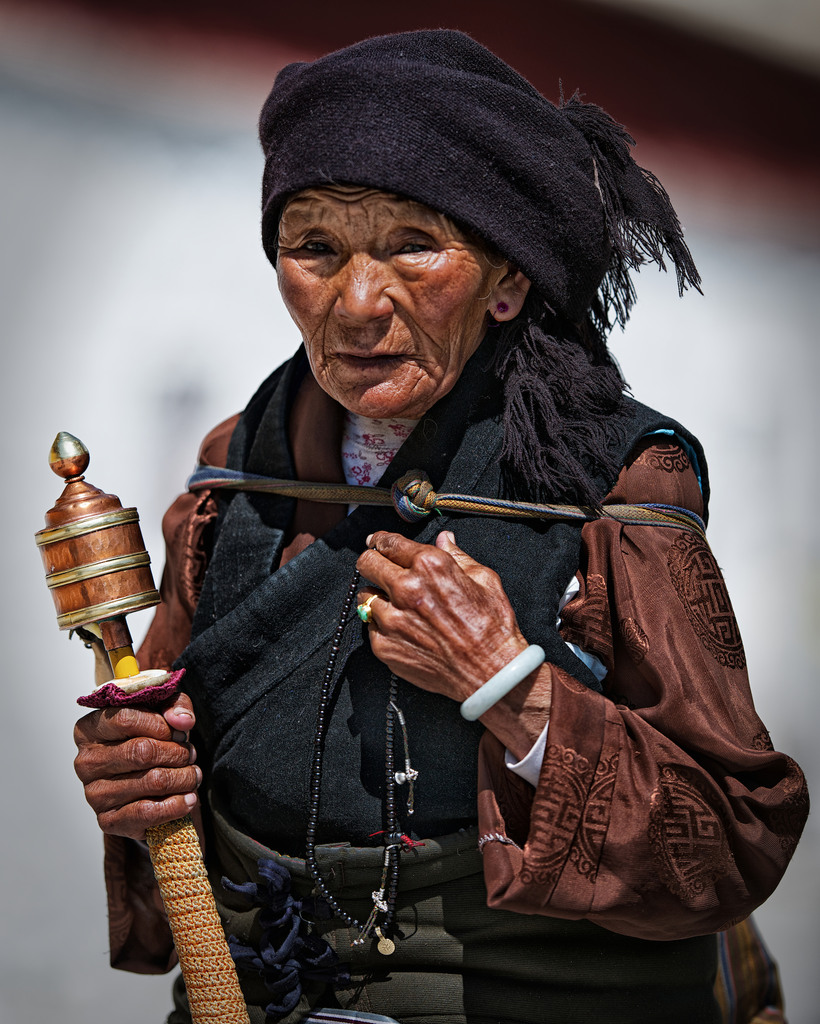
[336,352,409,369]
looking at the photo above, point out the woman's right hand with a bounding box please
[73,693,201,841]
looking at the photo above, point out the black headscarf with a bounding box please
[257,29,701,504]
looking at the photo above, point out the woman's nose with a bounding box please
[334,255,394,323]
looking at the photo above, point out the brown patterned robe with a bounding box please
[101,384,807,1012]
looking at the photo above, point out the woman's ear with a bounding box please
[489,268,531,321]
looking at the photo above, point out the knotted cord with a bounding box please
[187,465,707,541]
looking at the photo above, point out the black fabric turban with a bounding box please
[258,29,698,331]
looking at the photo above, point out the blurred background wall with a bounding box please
[2,1,818,1021]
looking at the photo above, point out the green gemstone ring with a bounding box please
[357,593,378,624]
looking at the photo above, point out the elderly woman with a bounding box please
[73,30,806,1024]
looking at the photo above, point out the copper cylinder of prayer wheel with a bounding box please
[34,432,160,633]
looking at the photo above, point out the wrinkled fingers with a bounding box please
[74,705,174,747]
[74,733,194,785]
[96,790,201,839]
[84,763,202,816]
[359,531,453,579]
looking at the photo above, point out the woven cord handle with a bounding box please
[146,816,250,1024]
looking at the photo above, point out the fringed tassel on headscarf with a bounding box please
[560,92,702,338]
[491,297,630,508]
[490,96,702,508]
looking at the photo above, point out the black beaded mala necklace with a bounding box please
[304,569,418,955]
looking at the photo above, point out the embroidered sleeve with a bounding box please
[477,440,808,939]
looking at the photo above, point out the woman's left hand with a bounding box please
[355,530,529,703]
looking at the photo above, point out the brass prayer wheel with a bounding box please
[35,432,160,633]
[35,433,251,1023]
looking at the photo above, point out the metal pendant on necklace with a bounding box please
[376,927,396,956]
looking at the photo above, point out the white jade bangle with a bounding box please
[460,644,546,721]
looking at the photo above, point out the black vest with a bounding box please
[177,342,708,853]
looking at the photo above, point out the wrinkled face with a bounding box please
[276,186,525,419]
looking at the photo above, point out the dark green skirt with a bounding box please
[168,800,719,1024]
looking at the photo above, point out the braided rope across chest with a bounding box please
[187,465,707,541]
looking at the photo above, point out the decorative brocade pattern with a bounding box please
[648,765,732,902]
[637,442,691,475]
[560,573,612,665]
[566,752,619,881]
[667,532,747,669]
[619,617,649,664]
[522,744,616,886]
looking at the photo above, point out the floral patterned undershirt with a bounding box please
[341,410,419,487]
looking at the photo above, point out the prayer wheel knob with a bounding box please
[48,430,90,481]
[35,432,160,632]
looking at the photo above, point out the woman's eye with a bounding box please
[302,240,334,254]
[397,242,431,255]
